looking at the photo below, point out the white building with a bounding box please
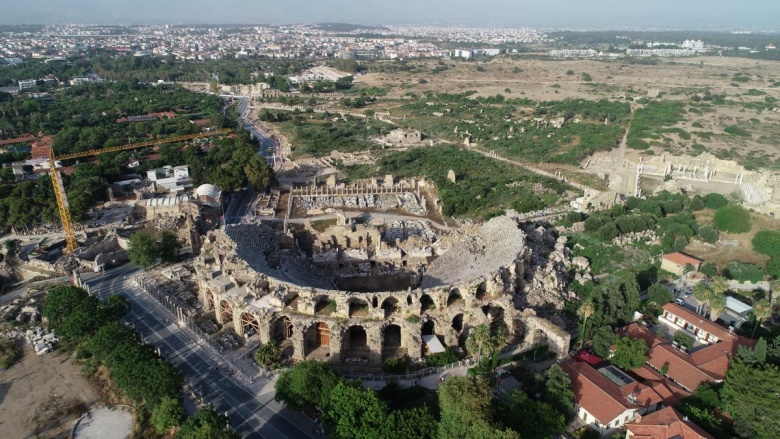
[147,165,191,192]
[453,49,473,59]
[18,79,36,90]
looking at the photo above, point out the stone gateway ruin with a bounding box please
[192,215,575,368]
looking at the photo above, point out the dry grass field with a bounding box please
[353,56,780,169]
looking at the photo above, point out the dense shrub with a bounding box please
[752,230,780,258]
[383,357,407,374]
[704,193,729,209]
[697,225,720,243]
[765,259,780,278]
[426,346,460,367]
[689,196,705,211]
[713,205,752,234]
[726,262,764,283]
[700,262,718,277]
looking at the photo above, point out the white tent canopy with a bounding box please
[422,334,445,354]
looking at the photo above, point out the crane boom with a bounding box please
[49,128,232,254]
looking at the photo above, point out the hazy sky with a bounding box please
[1,0,778,28]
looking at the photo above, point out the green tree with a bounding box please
[592,325,616,358]
[611,337,648,370]
[673,332,693,350]
[323,382,388,439]
[208,79,219,94]
[379,407,437,439]
[254,340,282,367]
[274,360,340,411]
[647,284,673,305]
[697,225,720,243]
[497,389,566,437]
[704,193,728,209]
[708,292,727,322]
[152,396,184,433]
[752,300,772,338]
[438,377,517,439]
[177,405,240,439]
[42,285,92,330]
[721,360,780,439]
[577,301,595,348]
[159,230,182,263]
[713,205,752,234]
[543,364,575,421]
[129,231,160,269]
[753,230,780,258]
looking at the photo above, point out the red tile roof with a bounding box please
[626,406,714,439]
[562,361,667,426]
[622,323,754,391]
[0,134,35,146]
[30,136,54,160]
[563,361,632,425]
[662,252,703,267]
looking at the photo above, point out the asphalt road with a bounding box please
[82,265,316,439]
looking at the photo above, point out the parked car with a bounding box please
[674,298,685,306]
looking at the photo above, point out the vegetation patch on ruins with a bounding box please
[345,144,575,218]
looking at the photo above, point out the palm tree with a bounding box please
[577,301,595,348]
[466,324,491,359]
[708,293,727,322]
[692,283,711,315]
[710,276,729,295]
[752,299,772,338]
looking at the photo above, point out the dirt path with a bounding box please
[0,344,100,439]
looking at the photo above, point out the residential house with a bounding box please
[660,253,702,276]
[623,305,754,392]
[562,361,669,436]
[625,406,714,439]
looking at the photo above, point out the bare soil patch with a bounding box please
[0,345,100,439]
[686,208,780,268]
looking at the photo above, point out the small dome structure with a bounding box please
[194,184,222,208]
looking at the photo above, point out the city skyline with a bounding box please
[1,0,779,29]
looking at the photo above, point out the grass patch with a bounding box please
[627,100,687,150]
[724,125,751,137]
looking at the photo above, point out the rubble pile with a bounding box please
[25,326,58,355]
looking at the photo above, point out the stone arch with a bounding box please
[240,312,260,337]
[342,325,368,349]
[206,290,215,311]
[475,281,487,301]
[372,296,378,308]
[421,319,435,336]
[271,315,294,342]
[282,292,299,311]
[314,295,335,316]
[481,304,508,334]
[220,299,233,322]
[304,321,331,358]
[452,313,464,332]
[420,294,435,313]
[531,328,548,347]
[383,324,403,349]
[348,298,370,318]
[447,288,463,307]
[381,297,400,317]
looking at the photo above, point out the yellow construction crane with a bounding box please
[47,128,231,253]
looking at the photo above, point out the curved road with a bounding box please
[82,265,316,439]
